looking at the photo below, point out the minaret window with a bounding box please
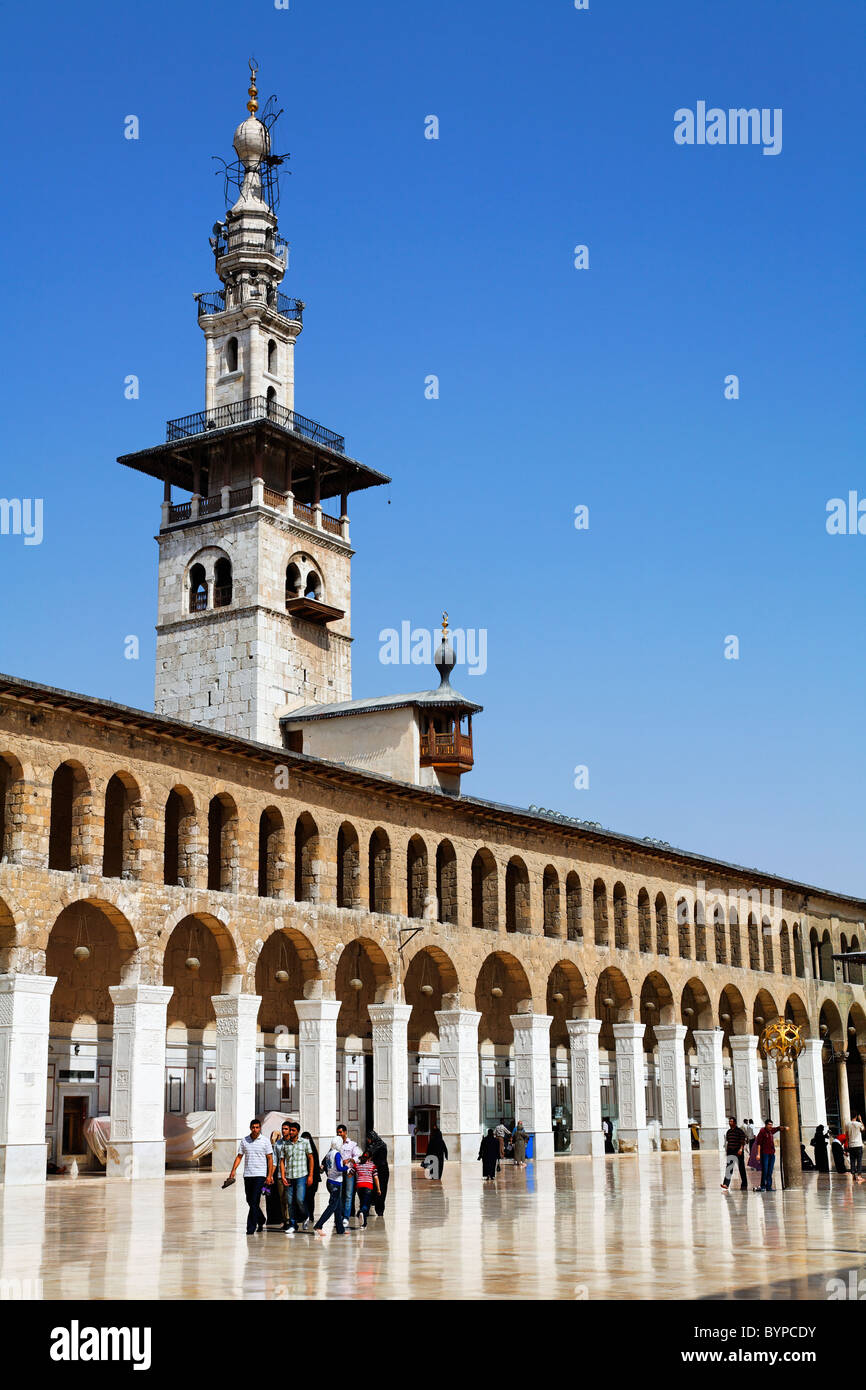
[189,564,208,613]
[266,386,277,415]
[267,339,277,373]
[225,337,239,373]
[304,570,322,601]
[286,563,302,603]
[213,557,233,608]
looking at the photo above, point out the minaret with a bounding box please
[117,66,389,746]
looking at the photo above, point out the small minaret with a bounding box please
[200,63,302,415]
[117,65,389,746]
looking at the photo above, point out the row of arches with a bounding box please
[187,556,326,614]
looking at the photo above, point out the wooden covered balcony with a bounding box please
[420,716,474,773]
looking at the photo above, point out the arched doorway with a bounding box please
[335,938,392,1136]
[404,946,459,1131]
[255,928,319,1115]
[475,952,533,1131]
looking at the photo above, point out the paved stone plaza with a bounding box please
[2,1155,864,1301]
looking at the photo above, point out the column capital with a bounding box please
[211,993,261,1027]
[0,973,56,1000]
[566,1017,601,1040]
[612,1021,645,1042]
[295,998,341,1024]
[108,984,173,1009]
[367,1003,413,1022]
[435,1008,481,1028]
[729,1033,759,1054]
[653,1023,687,1044]
[509,1012,553,1036]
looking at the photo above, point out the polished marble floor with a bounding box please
[2,1154,864,1300]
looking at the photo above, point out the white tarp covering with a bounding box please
[84,1111,217,1166]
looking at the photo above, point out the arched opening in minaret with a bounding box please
[225,337,239,373]
[266,386,277,415]
[189,564,208,613]
[267,339,277,374]
[213,557,232,608]
[304,569,322,601]
[285,563,302,603]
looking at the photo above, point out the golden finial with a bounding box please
[441,611,449,641]
[247,58,259,115]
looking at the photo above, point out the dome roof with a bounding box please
[233,116,269,168]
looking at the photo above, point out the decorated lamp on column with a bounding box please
[759,1017,804,1189]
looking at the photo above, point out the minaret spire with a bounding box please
[247,58,259,115]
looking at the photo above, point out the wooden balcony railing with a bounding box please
[419,731,474,768]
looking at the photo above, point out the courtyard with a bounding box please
[3,1154,864,1302]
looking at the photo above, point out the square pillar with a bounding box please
[730,1034,762,1128]
[0,974,56,1185]
[435,1007,481,1162]
[796,1038,827,1138]
[107,984,173,1180]
[653,1023,690,1153]
[295,998,341,1154]
[612,1022,650,1154]
[566,1018,603,1156]
[368,1003,412,1165]
[510,1013,554,1160]
[693,1029,727,1151]
[211,993,260,1170]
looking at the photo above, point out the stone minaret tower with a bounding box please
[118,67,388,746]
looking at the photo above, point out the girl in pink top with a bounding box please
[355,1154,381,1227]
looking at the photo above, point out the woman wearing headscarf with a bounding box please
[512,1120,528,1168]
[426,1125,448,1181]
[313,1139,346,1237]
[478,1129,499,1180]
[366,1129,389,1216]
[301,1131,321,1225]
[831,1130,848,1174]
[810,1124,829,1173]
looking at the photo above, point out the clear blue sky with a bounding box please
[0,1,863,893]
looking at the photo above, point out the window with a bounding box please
[189,564,208,613]
[267,339,277,373]
[225,336,239,373]
[213,557,232,608]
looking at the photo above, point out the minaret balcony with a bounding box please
[195,290,303,326]
[163,481,348,541]
[419,729,474,773]
[166,395,343,452]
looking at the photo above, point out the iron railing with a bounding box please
[214,234,288,260]
[195,290,303,325]
[165,395,345,453]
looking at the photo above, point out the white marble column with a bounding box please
[0,974,56,1185]
[612,1022,650,1154]
[654,1023,690,1153]
[730,1034,762,1128]
[510,1013,554,1160]
[796,1038,827,1138]
[694,1029,726,1151]
[211,993,260,1171]
[295,998,340,1153]
[566,1018,603,1156]
[368,1003,412,1165]
[435,1006,481,1162]
[107,984,173,1180]
[767,1057,780,1124]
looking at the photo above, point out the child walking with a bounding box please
[354,1152,381,1227]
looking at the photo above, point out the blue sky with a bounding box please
[0,1,863,893]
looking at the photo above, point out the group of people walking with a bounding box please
[478,1119,530,1178]
[227,1119,390,1237]
[720,1117,788,1192]
[807,1115,864,1180]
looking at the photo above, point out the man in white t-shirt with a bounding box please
[846,1114,864,1180]
[228,1119,275,1233]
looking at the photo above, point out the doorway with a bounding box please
[61,1095,89,1155]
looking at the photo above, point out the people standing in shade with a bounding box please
[278,1120,315,1234]
[426,1125,448,1180]
[743,1119,756,1146]
[354,1152,381,1227]
[301,1131,322,1223]
[756,1118,787,1191]
[313,1139,346,1238]
[227,1119,274,1234]
[494,1119,511,1165]
[720,1117,748,1192]
[512,1120,528,1168]
[336,1124,362,1229]
[831,1129,849,1174]
[810,1124,830,1173]
[478,1129,499,1180]
[602,1117,614,1154]
[846,1114,864,1180]
[366,1129,389,1216]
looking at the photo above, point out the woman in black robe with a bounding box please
[831,1132,848,1174]
[426,1126,448,1180]
[478,1129,499,1180]
[301,1131,321,1224]
[366,1129,390,1215]
[810,1125,829,1173]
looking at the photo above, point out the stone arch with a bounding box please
[613,881,628,950]
[640,969,675,1051]
[593,878,609,948]
[711,903,727,965]
[543,865,561,938]
[208,792,238,893]
[718,983,749,1036]
[405,945,460,1051]
[0,893,19,972]
[505,856,530,934]
[819,930,834,983]
[761,915,774,974]
[256,926,319,1033]
[435,839,458,924]
[747,915,760,971]
[257,806,285,898]
[565,871,582,941]
[47,899,138,1024]
[681,976,714,1036]
[792,921,805,978]
[406,834,428,920]
[471,849,498,930]
[655,892,669,956]
[779,920,791,976]
[294,812,320,903]
[547,960,587,1046]
[164,785,197,888]
[752,986,779,1037]
[337,822,361,909]
[475,951,533,1046]
[637,887,652,953]
[102,770,143,880]
[368,828,392,914]
[0,752,25,863]
[676,897,691,960]
[335,937,393,1038]
[595,966,633,1051]
[729,906,742,968]
[783,992,810,1035]
[694,897,707,962]
[163,912,239,1029]
[809,926,820,978]
[48,759,92,871]
[849,933,864,986]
